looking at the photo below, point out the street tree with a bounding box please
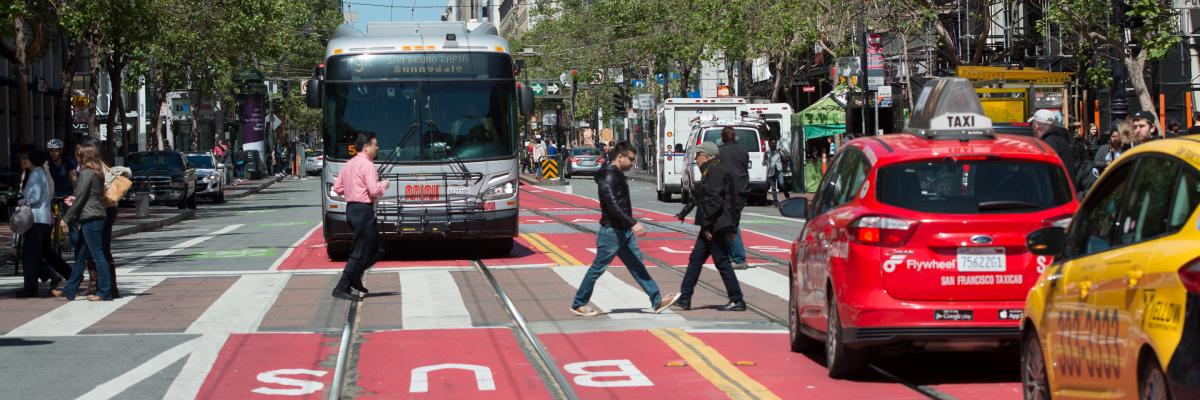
[0,0,51,146]
[1041,0,1179,124]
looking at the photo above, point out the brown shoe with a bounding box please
[87,295,105,302]
[654,293,682,314]
[51,289,66,298]
[570,305,600,317]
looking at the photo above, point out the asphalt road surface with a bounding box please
[0,177,1021,399]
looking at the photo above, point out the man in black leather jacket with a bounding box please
[718,126,750,269]
[570,142,681,316]
[674,143,745,311]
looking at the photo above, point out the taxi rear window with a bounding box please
[876,160,1073,214]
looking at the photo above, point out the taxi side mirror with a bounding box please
[1027,227,1066,256]
[779,197,809,219]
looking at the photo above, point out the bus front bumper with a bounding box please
[323,208,519,243]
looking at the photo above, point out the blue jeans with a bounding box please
[64,219,112,300]
[729,229,745,264]
[572,226,662,309]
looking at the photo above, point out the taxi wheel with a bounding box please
[1021,330,1051,400]
[825,293,866,378]
[788,274,819,353]
[1139,353,1171,400]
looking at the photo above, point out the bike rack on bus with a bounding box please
[374,170,486,237]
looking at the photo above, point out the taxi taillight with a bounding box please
[849,215,918,247]
[1043,214,1072,229]
[1180,257,1200,294]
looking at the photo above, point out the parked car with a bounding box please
[305,149,324,176]
[185,152,226,203]
[564,147,604,178]
[124,151,198,209]
[1022,135,1200,400]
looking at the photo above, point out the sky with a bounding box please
[342,0,451,31]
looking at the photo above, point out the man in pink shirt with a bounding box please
[330,132,389,300]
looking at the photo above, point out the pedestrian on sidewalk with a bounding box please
[53,144,114,301]
[46,138,76,198]
[78,137,125,298]
[1130,112,1160,146]
[14,145,70,297]
[673,143,744,311]
[763,139,791,207]
[718,127,750,270]
[234,148,246,182]
[329,132,389,301]
[570,142,681,316]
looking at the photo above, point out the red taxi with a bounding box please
[777,78,1080,378]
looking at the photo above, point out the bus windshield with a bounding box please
[323,80,517,162]
[322,52,518,162]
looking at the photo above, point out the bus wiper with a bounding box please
[977,200,1042,211]
[378,99,421,178]
[424,96,471,177]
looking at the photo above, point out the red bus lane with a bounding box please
[196,333,339,399]
[274,227,554,270]
[354,328,552,399]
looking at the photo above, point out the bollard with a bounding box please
[135,192,151,217]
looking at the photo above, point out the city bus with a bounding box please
[306,21,532,259]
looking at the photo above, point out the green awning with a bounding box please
[802,124,844,140]
[792,85,848,139]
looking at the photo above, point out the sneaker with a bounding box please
[654,293,682,314]
[570,305,599,317]
[733,262,749,270]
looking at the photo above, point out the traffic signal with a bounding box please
[613,87,629,115]
[281,80,291,97]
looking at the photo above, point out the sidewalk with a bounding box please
[0,207,195,275]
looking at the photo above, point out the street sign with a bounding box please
[1174,0,1200,8]
[530,81,546,96]
[630,79,646,88]
[636,94,655,110]
[876,85,892,102]
[879,98,893,108]
[559,71,572,88]
[590,71,604,85]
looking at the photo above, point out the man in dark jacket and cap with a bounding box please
[1030,109,1074,181]
[674,142,745,311]
[717,126,751,269]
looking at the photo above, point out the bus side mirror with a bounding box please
[519,83,534,119]
[674,143,684,153]
[305,80,321,109]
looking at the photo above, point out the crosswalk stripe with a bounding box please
[187,274,290,334]
[158,274,290,400]
[704,266,789,300]
[400,270,474,329]
[4,276,165,337]
[552,266,684,321]
[651,328,782,400]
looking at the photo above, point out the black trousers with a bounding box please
[679,230,743,303]
[343,202,383,276]
[22,223,71,292]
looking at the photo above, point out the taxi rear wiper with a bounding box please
[977,200,1042,211]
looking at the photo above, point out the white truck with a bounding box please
[654,97,747,202]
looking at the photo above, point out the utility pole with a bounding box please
[570,69,578,147]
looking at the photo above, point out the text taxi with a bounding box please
[1022,135,1200,400]
[777,77,1079,378]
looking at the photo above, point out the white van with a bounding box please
[655,97,747,202]
[682,119,768,204]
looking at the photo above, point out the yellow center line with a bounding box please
[651,328,781,400]
[520,233,584,267]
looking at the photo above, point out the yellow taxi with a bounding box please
[1022,135,1200,399]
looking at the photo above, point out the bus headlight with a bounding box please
[482,180,516,201]
[325,183,345,201]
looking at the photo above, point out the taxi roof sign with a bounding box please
[905,77,995,139]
